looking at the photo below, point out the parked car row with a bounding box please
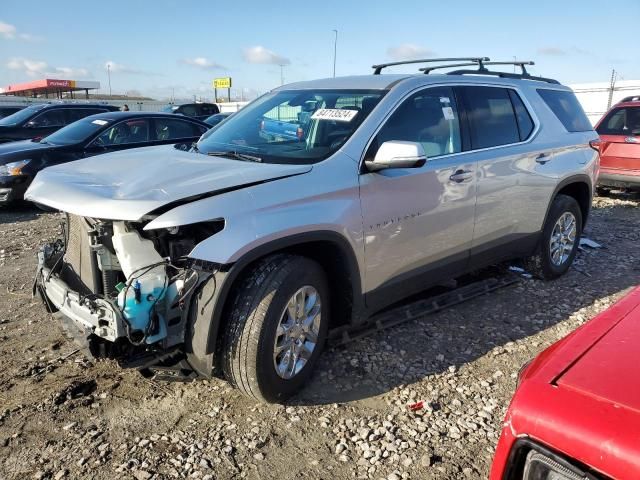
[0,107,209,204]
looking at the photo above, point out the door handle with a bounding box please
[449,169,473,183]
[535,153,551,164]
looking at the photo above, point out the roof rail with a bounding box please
[444,61,560,85]
[372,57,490,75]
[619,95,640,103]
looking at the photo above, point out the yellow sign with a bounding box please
[213,77,232,89]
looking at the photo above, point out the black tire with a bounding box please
[222,254,329,403]
[523,194,582,280]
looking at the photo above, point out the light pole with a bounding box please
[332,29,338,77]
[107,63,112,97]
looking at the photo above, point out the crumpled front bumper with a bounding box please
[36,249,127,343]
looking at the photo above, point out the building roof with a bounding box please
[1,78,100,97]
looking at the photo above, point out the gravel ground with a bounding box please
[0,193,638,480]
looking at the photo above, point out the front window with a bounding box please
[42,117,113,146]
[196,89,386,164]
[0,104,46,126]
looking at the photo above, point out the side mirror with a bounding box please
[365,140,427,172]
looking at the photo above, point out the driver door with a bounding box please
[358,86,477,309]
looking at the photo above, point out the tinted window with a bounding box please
[198,104,219,116]
[508,90,534,141]
[95,119,150,145]
[68,108,107,123]
[154,118,199,140]
[179,105,198,117]
[537,89,592,132]
[370,86,461,159]
[30,109,66,127]
[596,107,640,136]
[462,86,519,149]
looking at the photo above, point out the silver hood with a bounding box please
[25,145,312,220]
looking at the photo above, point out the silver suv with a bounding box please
[27,58,599,403]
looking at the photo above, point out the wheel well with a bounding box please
[219,240,358,336]
[556,181,591,227]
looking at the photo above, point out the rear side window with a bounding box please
[537,89,592,132]
[30,109,66,127]
[154,118,200,140]
[508,90,534,141]
[179,105,198,117]
[198,104,219,116]
[460,86,520,149]
[596,107,640,135]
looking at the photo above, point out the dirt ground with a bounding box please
[0,193,638,480]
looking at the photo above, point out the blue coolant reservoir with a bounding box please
[117,277,167,344]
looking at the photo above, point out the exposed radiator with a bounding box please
[61,215,100,295]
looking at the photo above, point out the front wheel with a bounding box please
[222,254,329,403]
[523,194,582,280]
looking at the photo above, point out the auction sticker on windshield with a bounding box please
[311,109,358,122]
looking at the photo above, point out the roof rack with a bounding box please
[619,95,640,103]
[372,57,490,75]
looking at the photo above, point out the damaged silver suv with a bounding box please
[27,58,599,403]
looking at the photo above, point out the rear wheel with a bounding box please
[222,254,329,403]
[523,194,582,280]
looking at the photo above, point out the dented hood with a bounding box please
[25,145,312,220]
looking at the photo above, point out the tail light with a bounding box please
[589,139,601,152]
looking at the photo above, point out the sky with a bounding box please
[0,0,637,101]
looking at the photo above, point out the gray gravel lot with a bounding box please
[0,193,638,480]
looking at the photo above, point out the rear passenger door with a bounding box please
[457,85,549,268]
[359,86,477,308]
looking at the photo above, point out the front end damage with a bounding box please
[35,214,223,378]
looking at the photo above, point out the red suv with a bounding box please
[490,286,640,479]
[594,97,640,191]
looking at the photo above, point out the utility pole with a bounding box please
[107,64,112,97]
[332,29,338,77]
[607,69,616,110]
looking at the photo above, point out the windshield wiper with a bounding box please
[207,151,262,163]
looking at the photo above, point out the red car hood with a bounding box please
[556,303,640,412]
[501,286,640,479]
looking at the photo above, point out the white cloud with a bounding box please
[387,44,435,61]
[181,57,225,70]
[7,58,91,78]
[104,60,146,75]
[51,66,90,77]
[537,47,567,56]
[0,21,42,41]
[243,46,290,66]
[7,57,48,77]
[0,21,17,39]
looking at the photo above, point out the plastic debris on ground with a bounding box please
[408,401,424,412]
[579,237,603,250]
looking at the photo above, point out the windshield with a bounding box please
[162,105,178,113]
[0,104,46,126]
[42,116,113,146]
[196,89,386,164]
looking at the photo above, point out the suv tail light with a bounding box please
[589,139,601,152]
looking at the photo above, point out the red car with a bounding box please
[490,286,640,480]
[594,97,640,191]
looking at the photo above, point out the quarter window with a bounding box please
[370,86,462,159]
[537,89,592,132]
[460,86,520,149]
